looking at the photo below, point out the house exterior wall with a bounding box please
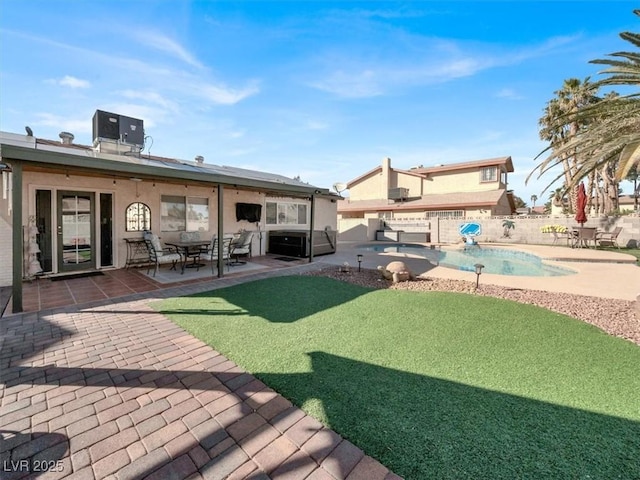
[424,169,501,195]
[348,161,504,204]
[392,171,423,197]
[0,216,11,286]
[349,173,382,201]
[339,157,513,226]
[314,197,339,231]
[465,207,492,218]
[492,192,514,216]
[7,170,337,278]
[22,170,226,271]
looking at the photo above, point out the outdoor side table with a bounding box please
[124,238,150,268]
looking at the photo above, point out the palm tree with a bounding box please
[530,9,640,194]
[530,194,538,208]
[627,164,640,211]
[533,77,600,212]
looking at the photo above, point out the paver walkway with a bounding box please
[1,265,401,479]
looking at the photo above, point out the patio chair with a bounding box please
[596,226,622,248]
[573,227,598,248]
[550,228,574,247]
[230,231,254,265]
[207,236,232,274]
[143,234,182,277]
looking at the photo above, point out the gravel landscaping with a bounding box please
[304,267,640,346]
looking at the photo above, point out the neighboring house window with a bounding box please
[125,202,151,232]
[426,210,465,219]
[265,201,308,225]
[481,166,497,182]
[160,196,209,231]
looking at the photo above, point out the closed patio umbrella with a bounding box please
[575,182,587,226]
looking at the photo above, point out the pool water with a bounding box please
[360,244,575,277]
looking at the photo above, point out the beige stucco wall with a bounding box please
[349,164,504,203]
[491,192,513,216]
[23,171,220,270]
[426,169,501,195]
[392,210,429,220]
[314,197,339,231]
[391,171,423,197]
[465,207,493,218]
[14,170,337,275]
[0,215,11,286]
[349,172,383,201]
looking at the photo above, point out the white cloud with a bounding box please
[306,120,328,130]
[310,69,382,98]
[133,30,204,69]
[495,88,524,100]
[308,55,488,98]
[116,90,179,112]
[32,113,92,134]
[197,80,261,105]
[5,29,256,107]
[305,31,582,99]
[47,75,91,89]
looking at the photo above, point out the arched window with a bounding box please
[125,202,151,232]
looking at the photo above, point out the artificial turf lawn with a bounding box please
[157,276,640,479]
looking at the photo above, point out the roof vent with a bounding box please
[59,131,74,145]
[195,155,204,164]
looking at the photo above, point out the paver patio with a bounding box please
[0,262,401,480]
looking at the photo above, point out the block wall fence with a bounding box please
[338,215,640,248]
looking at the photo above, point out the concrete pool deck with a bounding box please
[323,242,640,301]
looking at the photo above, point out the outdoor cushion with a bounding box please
[144,232,164,257]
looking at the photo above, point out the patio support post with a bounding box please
[217,184,224,278]
[11,161,23,313]
[309,194,315,263]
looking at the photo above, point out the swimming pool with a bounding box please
[359,243,575,277]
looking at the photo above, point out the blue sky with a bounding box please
[1,1,637,203]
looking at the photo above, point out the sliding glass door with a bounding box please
[57,191,95,272]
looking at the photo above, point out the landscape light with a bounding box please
[474,263,485,289]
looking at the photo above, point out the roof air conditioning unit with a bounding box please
[388,187,409,201]
[93,110,144,147]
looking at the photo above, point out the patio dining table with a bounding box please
[165,240,210,273]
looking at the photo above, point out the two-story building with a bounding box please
[338,156,516,221]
